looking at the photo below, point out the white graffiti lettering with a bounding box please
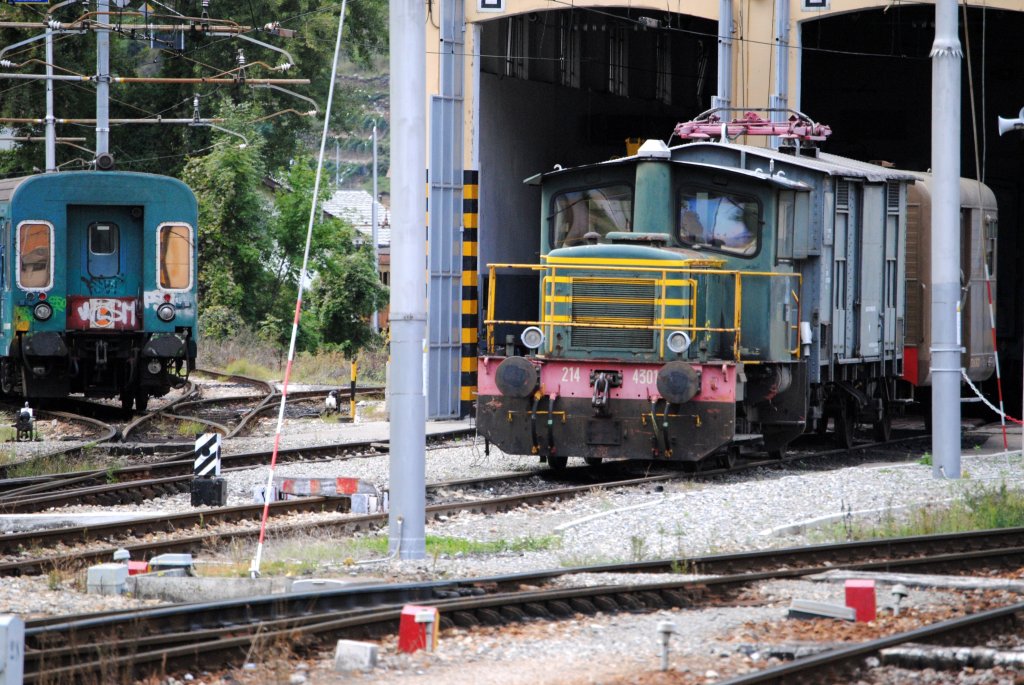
[76,298,136,329]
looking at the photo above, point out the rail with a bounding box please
[484,260,801,362]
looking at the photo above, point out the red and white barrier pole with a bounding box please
[249,0,348,578]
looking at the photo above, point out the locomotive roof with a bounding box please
[525,154,813,190]
[671,142,919,183]
[527,141,917,186]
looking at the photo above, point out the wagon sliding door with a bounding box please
[65,205,143,331]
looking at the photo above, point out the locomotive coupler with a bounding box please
[590,371,622,416]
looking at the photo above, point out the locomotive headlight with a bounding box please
[521,326,545,351]
[32,301,53,322]
[666,330,691,354]
[147,359,163,375]
[156,303,176,322]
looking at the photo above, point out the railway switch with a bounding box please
[13,404,33,442]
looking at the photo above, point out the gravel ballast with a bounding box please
[3,391,1023,685]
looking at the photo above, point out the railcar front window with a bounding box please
[18,222,51,289]
[88,222,120,278]
[678,189,760,256]
[159,223,192,290]
[550,185,632,248]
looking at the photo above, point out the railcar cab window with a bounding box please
[550,184,632,248]
[88,222,120,278]
[158,223,193,290]
[17,221,53,290]
[677,188,759,257]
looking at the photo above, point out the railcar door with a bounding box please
[65,205,143,331]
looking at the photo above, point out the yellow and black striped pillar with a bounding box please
[460,170,479,418]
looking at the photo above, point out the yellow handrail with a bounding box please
[484,262,801,362]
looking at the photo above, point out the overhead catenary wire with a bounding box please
[248,0,348,580]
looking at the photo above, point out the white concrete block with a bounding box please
[0,615,24,685]
[86,563,128,595]
[334,639,378,672]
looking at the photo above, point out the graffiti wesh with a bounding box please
[67,297,138,330]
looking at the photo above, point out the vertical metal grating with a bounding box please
[427,0,464,418]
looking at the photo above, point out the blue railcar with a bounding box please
[477,111,996,468]
[0,170,198,413]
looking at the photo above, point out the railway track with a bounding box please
[0,471,669,574]
[19,530,1024,683]
[719,601,1024,684]
[0,426,473,509]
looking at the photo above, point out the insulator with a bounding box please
[202,0,210,7]
[277,62,292,71]
[47,20,63,30]
[0,60,13,69]
[236,49,246,67]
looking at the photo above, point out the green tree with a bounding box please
[0,0,388,177]
[181,105,275,325]
[308,249,388,356]
[266,157,387,354]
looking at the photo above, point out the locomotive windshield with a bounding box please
[677,188,759,256]
[88,222,120,278]
[550,184,632,248]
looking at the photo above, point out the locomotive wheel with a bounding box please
[135,391,149,413]
[834,400,856,449]
[584,457,603,467]
[815,414,829,435]
[119,390,135,419]
[768,446,786,461]
[547,456,568,470]
[720,447,739,469]
[872,405,892,442]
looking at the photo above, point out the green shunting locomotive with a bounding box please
[477,110,997,469]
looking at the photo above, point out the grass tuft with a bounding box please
[201,334,388,387]
[821,482,1024,541]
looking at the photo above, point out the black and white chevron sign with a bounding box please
[193,433,222,477]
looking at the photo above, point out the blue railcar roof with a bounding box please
[4,171,196,219]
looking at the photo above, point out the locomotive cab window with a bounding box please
[88,222,120,278]
[158,222,193,290]
[678,188,759,257]
[17,221,53,290]
[550,184,632,248]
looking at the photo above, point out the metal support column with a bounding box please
[769,0,790,146]
[388,0,427,558]
[930,0,962,479]
[96,0,110,158]
[44,24,55,171]
[711,0,733,110]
